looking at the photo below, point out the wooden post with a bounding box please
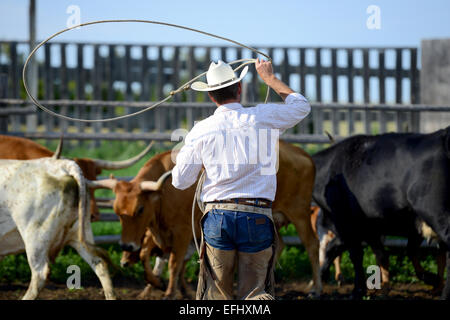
[331,49,339,135]
[124,45,132,132]
[251,50,259,102]
[9,42,21,131]
[187,46,195,129]
[314,48,322,134]
[299,48,309,133]
[93,44,102,147]
[378,49,387,133]
[395,49,403,132]
[347,49,355,134]
[140,45,149,132]
[26,0,38,132]
[76,44,85,137]
[60,43,68,132]
[44,43,54,137]
[203,47,211,102]
[363,49,371,134]
[170,46,180,129]
[268,48,276,101]
[155,46,164,137]
[107,44,115,131]
[410,48,420,132]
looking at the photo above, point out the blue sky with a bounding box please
[1,0,449,103]
[1,0,449,47]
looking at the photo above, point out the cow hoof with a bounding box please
[137,285,164,300]
[163,290,183,300]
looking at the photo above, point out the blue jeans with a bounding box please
[202,209,274,253]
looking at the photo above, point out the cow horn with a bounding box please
[86,178,118,190]
[140,170,172,191]
[324,131,335,144]
[52,134,64,159]
[91,141,155,170]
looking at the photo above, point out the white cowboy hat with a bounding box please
[191,60,248,92]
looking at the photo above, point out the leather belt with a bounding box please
[204,203,272,218]
[207,198,272,208]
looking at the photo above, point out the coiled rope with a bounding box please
[22,19,272,122]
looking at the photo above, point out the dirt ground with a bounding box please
[0,279,439,300]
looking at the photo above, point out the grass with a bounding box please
[0,221,441,287]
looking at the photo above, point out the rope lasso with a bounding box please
[22,19,273,122]
[22,19,274,257]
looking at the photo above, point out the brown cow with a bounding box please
[0,135,154,221]
[91,140,322,299]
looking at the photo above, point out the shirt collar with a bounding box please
[214,102,243,115]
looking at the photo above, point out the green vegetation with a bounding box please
[0,223,440,287]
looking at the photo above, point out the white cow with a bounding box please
[0,157,116,300]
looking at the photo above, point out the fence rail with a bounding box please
[3,99,450,141]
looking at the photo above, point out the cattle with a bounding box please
[312,128,450,299]
[91,140,322,298]
[0,156,116,300]
[310,206,344,286]
[316,202,447,294]
[0,135,154,221]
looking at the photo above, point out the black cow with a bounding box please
[312,127,450,299]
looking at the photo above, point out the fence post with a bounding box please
[347,49,355,135]
[395,49,404,132]
[378,49,387,133]
[410,48,420,132]
[0,74,8,132]
[331,48,339,135]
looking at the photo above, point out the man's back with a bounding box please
[180,93,310,201]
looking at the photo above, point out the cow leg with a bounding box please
[164,250,186,299]
[320,236,345,283]
[367,238,390,292]
[22,256,50,300]
[179,259,188,297]
[141,252,164,290]
[153,257,167,277]
[69,241,116,300]
[348,244,366,299]
[407,233,441,288]
[333,256,344,287]
[289,213,322,296]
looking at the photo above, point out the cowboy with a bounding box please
[172,58,311,300]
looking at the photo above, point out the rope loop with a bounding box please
[22,19,272,123]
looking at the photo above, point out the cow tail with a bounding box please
[65,160,89,248]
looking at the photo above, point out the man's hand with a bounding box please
[255,58,275,84]
[255,58,295,101]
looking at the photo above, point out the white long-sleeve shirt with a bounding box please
[172,92,310,202]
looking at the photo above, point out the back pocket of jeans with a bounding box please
[203,211,223,239]
[247,215,273,243]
